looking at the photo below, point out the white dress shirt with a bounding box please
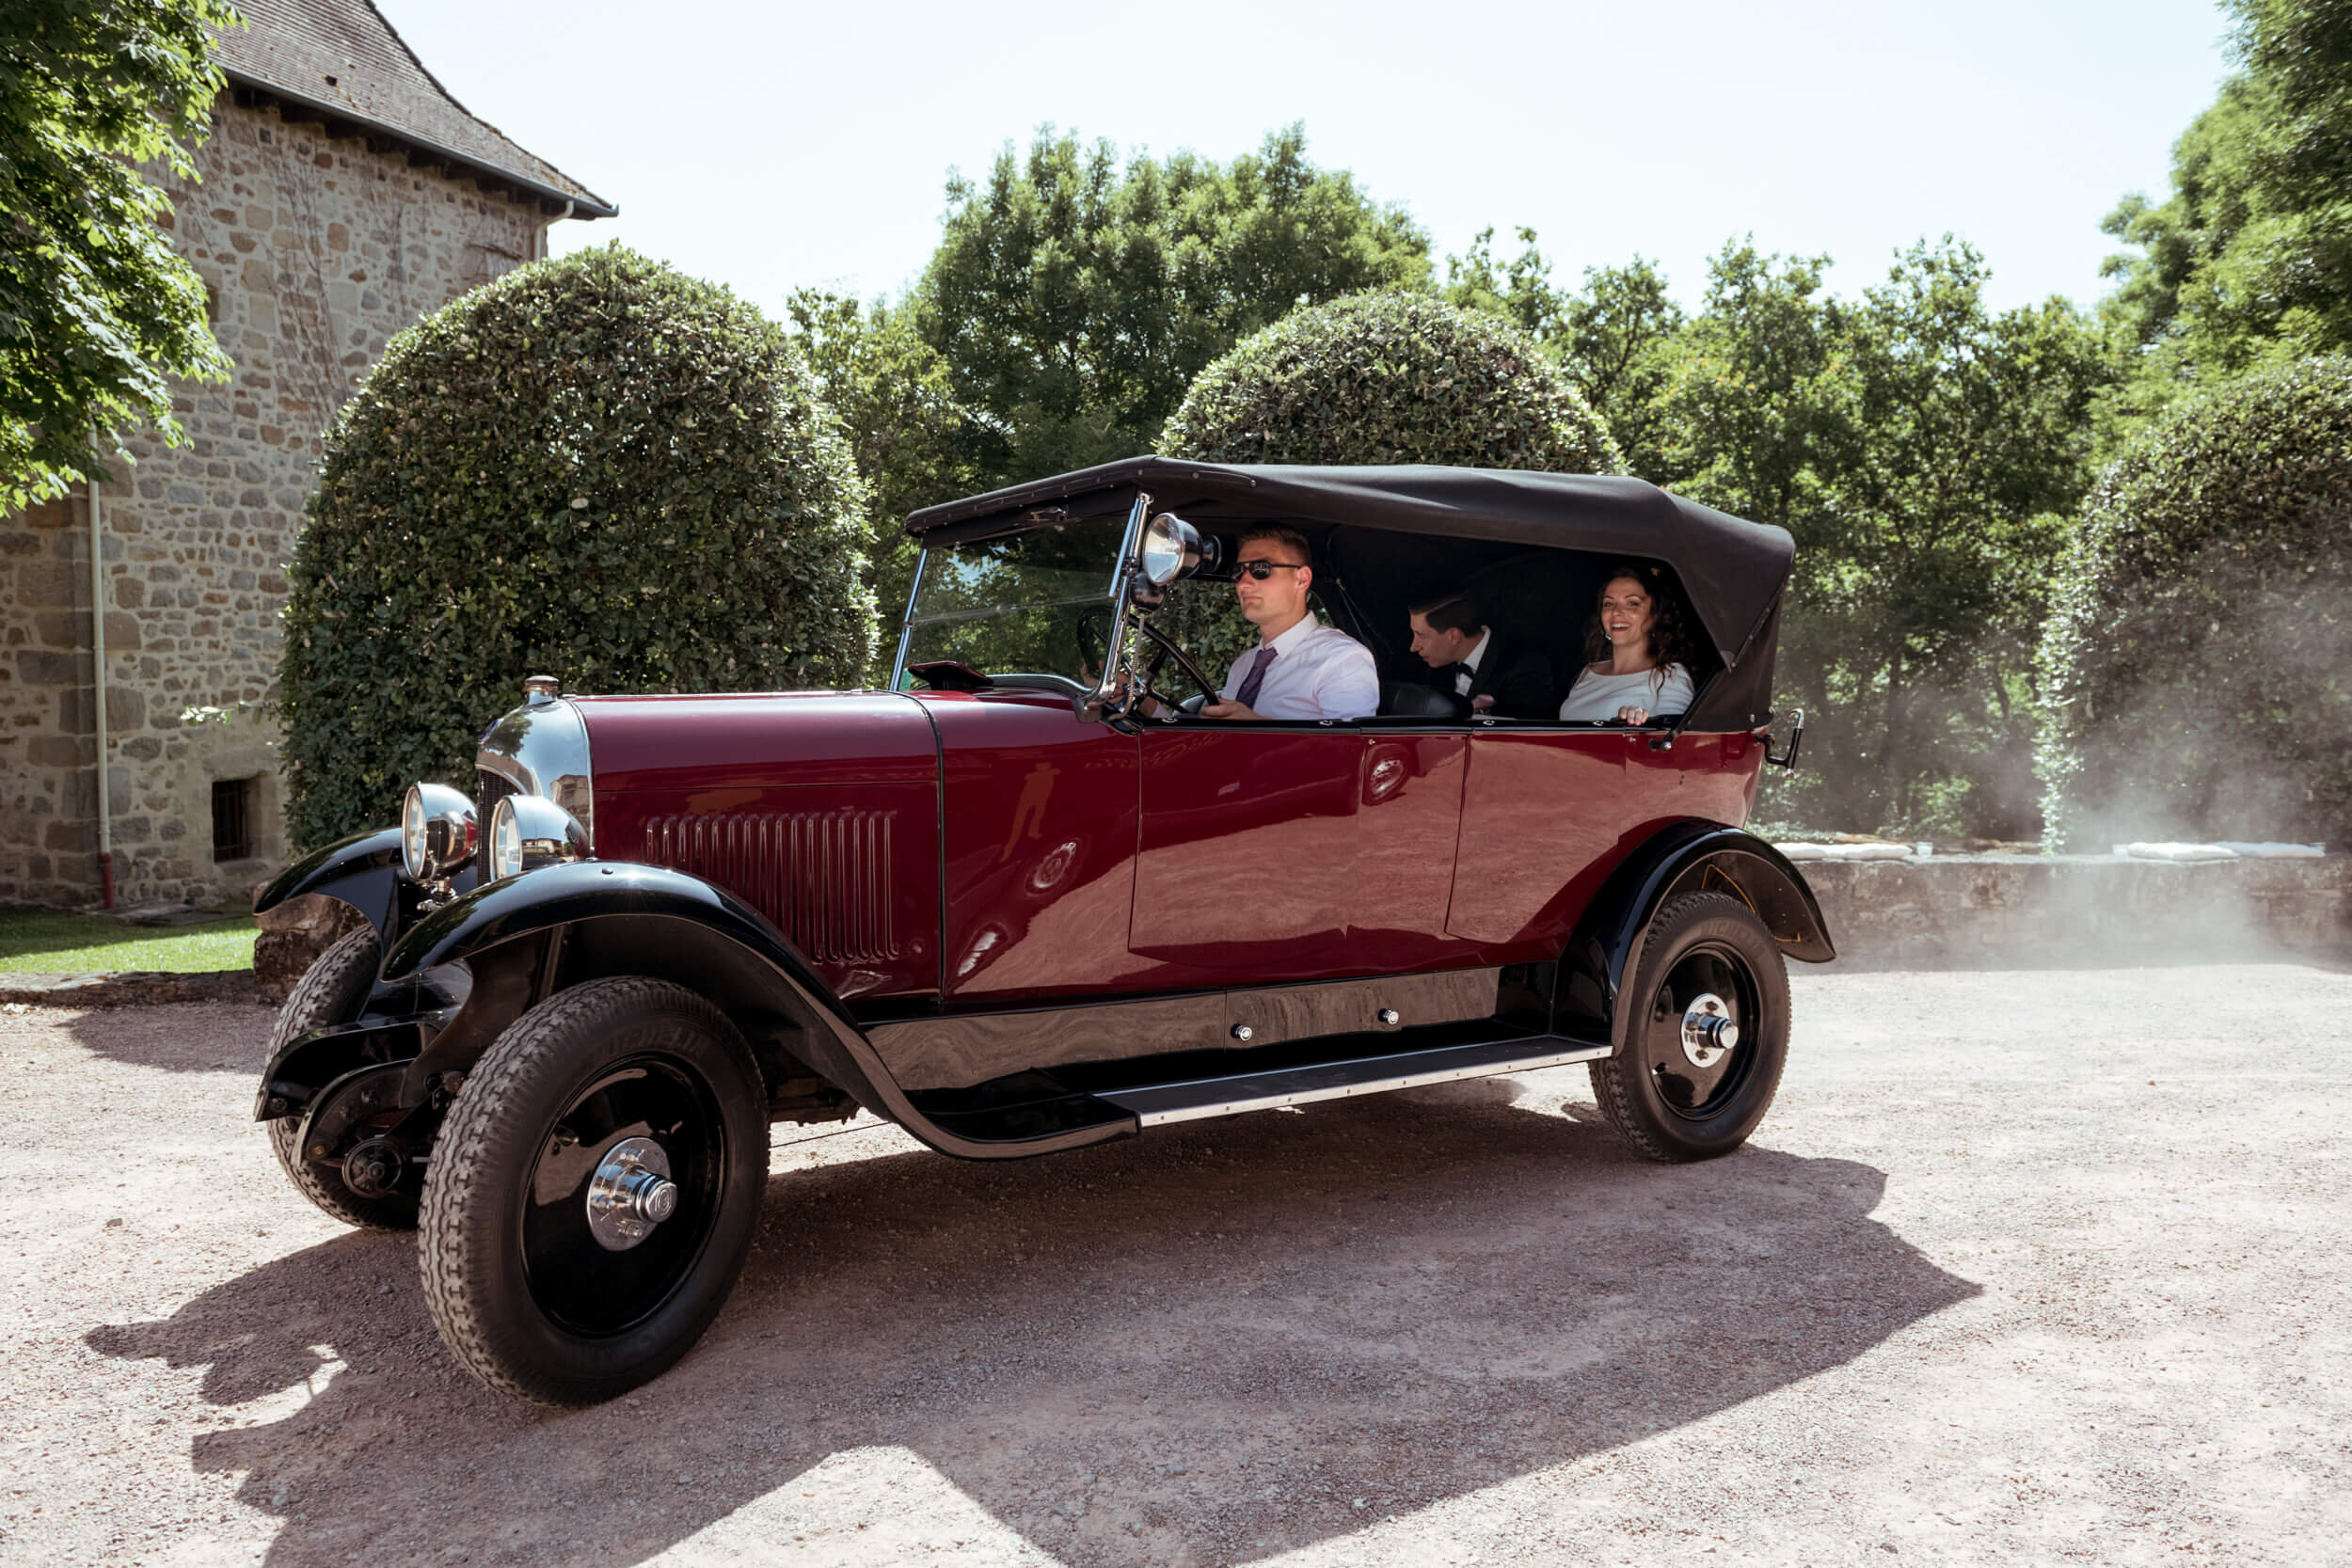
[1452,628,1491,696]
[1557,662,1695,721]
[1218,614,1379,721]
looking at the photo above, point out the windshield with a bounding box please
[898,515,1131,689]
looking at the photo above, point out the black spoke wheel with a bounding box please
[520,1056,725,1336]
[1589,891,1789,1162]
[420,977,768,1404]
[263,926,418,1229]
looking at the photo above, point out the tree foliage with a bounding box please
[917,124,1431,490]
[1644,240,2107,837]
[0,0,237,508]
[1162,289,1619,472]
[2038,356,2352,848]
[785,287,978,667]
[2100,0,2352,414]
[280,246,875,848]
[1159,289,1619,676]
[1445,230,1685,482]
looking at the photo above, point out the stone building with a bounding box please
[0,0,610,910]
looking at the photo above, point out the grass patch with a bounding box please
[0,909,257,974]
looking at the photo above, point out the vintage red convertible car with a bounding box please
[254,458,1833,1404]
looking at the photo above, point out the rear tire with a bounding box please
[419,977,768,1405]
[264,926,419,1229]
[1588,891,1789,1162]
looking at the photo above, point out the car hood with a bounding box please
[575,690,940,793]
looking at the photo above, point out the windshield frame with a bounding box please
[890,491,1152,715]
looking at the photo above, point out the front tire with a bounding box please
[419,977,769,1404]
[1588,891,1789,1162]
[264,926,419,1229]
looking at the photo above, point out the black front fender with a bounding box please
[254,828,405,939]
[1558,821,1835,1049]
[253,1013,445,1120]
[381,861,1124,1163]
[255,825,481,943]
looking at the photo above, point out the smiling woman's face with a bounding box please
[1598,576,1655,659]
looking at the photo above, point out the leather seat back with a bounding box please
[1378,680,1457,719]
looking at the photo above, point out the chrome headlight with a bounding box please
[401,783,477,882]
[1139,512,1219,586]
[487,794,590,879]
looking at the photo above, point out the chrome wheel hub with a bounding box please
[585,1136,679,1252]
[1680,992,1740,1069]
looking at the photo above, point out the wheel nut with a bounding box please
[1680,993,1740,1068]
[625,1168,678,1223]
[586,1136,677,1251]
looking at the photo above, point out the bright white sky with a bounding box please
[379,0,2233,318]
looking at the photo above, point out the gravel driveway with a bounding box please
[2,961,2346,1566]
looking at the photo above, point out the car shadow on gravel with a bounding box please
[52,999,280,1072]
[90,1081,1977,1567]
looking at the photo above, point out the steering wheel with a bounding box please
[1130,618,1221,715]
[1073,606,1113,686]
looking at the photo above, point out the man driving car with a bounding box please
[1200,525,1378,721]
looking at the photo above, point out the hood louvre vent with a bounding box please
[641,809,899,963]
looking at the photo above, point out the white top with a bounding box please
[1556,662,1694,722]
[1451,628,1491,696]
[1217,615,1380,721]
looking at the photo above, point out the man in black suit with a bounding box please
[1406,592,1555,721]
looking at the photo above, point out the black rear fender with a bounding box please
[1557,822,1835,1049]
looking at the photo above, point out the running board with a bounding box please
[1095,1033,1613,1128]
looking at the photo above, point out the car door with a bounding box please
[1127,721,1468,981]
[926,690,1144,1001]
[1444,727,1657,950]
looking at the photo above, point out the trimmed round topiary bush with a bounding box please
[1152,291,1621,675]
[280,245,875,850]
[2037,356,2352,848]
[1159,289,1621,472]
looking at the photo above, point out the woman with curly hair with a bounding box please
[1556,562,1696,723]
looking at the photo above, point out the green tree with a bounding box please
[281,246,874,847]
[1661,239,2106,836]
[1163,288,1617,472]
[1160,289,1618,675]
[917,123,1431,488]
[786,288,981,664]
[1659,242,1837,543]
[1802,240,2109,835]
[1445,230,1686,481]
[2100,0,2352,412]
[2039,356,2352,850]
[1,0,237,507]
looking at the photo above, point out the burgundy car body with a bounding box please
[261,458,1831,1168]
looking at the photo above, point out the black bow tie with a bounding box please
[1440,662,1470,678]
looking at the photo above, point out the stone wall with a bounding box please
[1804,854,2352,967]
[0,97,551,910]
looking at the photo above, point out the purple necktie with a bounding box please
[1235,644,1279,707]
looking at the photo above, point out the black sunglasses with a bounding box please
[1235,559,1306,580]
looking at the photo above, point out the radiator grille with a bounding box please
[641,809,900,963]
[475,769,519,882]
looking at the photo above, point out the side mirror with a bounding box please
[1765,707,1806,770]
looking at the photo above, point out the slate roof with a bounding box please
[211,0,614,216]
